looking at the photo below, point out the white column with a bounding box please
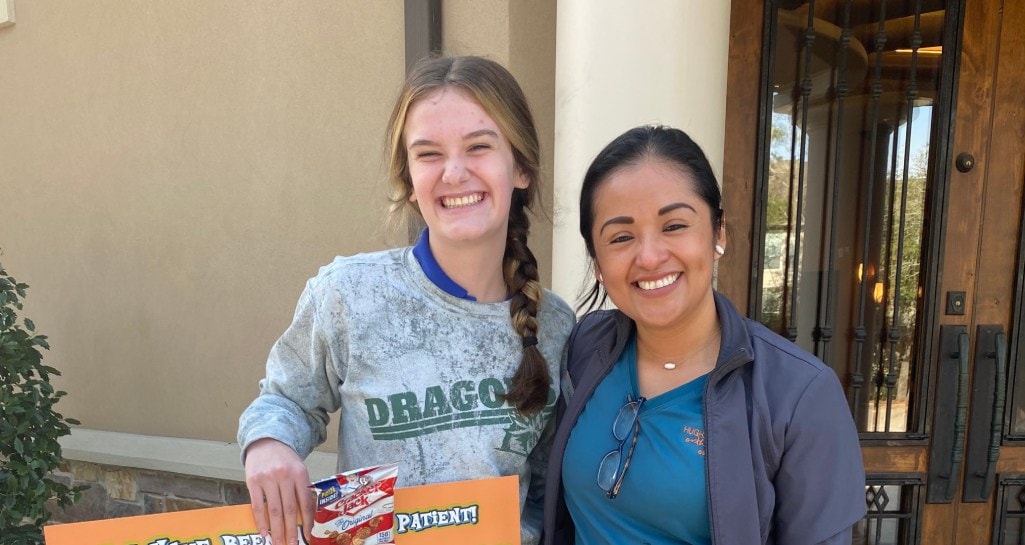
[551,0,733,304]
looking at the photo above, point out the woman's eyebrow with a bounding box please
[659,202,696,215]
[599,202,698,234]
[600,216,633,234]
[464,129,499,140]
[408,138,436,148]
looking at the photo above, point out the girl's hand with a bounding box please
[243,438,315,545]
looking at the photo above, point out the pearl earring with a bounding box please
[715,245,725,256]
[597,273,604,284]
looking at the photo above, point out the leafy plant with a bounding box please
[0,260,83,545]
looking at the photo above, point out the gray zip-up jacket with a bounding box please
[543,292,866,545]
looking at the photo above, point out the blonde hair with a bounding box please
[385,56,549,414]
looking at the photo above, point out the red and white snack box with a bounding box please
[309,463,399,545]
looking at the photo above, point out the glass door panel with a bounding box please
[761,0,948,436]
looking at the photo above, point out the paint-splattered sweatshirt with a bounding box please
[238,247,575,545]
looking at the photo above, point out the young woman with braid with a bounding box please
[238,56,574,545]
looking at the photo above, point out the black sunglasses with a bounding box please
[596,395,646,499]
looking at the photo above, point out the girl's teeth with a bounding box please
[638,273,680,291]
[442,193,483,208]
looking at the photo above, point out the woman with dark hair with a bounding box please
[238,56,574,545]
[542,125,864,544]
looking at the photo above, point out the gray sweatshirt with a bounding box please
[239,247,575,544]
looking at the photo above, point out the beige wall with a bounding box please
[443,0,559,287]
[0,2,406,443]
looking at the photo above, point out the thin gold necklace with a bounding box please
[640,328,722,371]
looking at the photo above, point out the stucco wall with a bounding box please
[0,2,406,443]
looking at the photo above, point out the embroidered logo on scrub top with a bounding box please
[683,426,706,456]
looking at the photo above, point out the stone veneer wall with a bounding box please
[47,460,252,524]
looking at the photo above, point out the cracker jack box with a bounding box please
[42,471,521,545]
[309,463,398,545]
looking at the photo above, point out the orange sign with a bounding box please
[43,475,521,545]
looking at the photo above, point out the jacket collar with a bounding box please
[710,291,755,385]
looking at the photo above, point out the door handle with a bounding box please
[949,331,970,499]
[963,325,1008,502]
[980,332,1006,498]
[927,325,969,503]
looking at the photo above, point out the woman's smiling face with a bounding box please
[403,87,528,253]
[590,158,724,331]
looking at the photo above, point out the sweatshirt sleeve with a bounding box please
[237,278,344,461]
[773,368,866,544]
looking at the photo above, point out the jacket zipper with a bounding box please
[703,347,753,544]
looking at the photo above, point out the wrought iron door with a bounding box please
[722,0,1025,543]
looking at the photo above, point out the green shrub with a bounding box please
[0,261,83,545]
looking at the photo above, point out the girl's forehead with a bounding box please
[420,86,471,105]
[410,87,484,117]
[404,88,498,136]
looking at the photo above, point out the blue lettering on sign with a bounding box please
[144,538,214,545]
[218,535,269,545]
[395,505,480,533]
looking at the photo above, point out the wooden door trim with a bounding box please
[720,0,764,313]
[862,446,929,473]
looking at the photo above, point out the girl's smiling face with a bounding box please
[403,87,528,253]
[590,159,724,331]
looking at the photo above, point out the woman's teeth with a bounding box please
[637,273,680,291]
[442,193,484,208]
